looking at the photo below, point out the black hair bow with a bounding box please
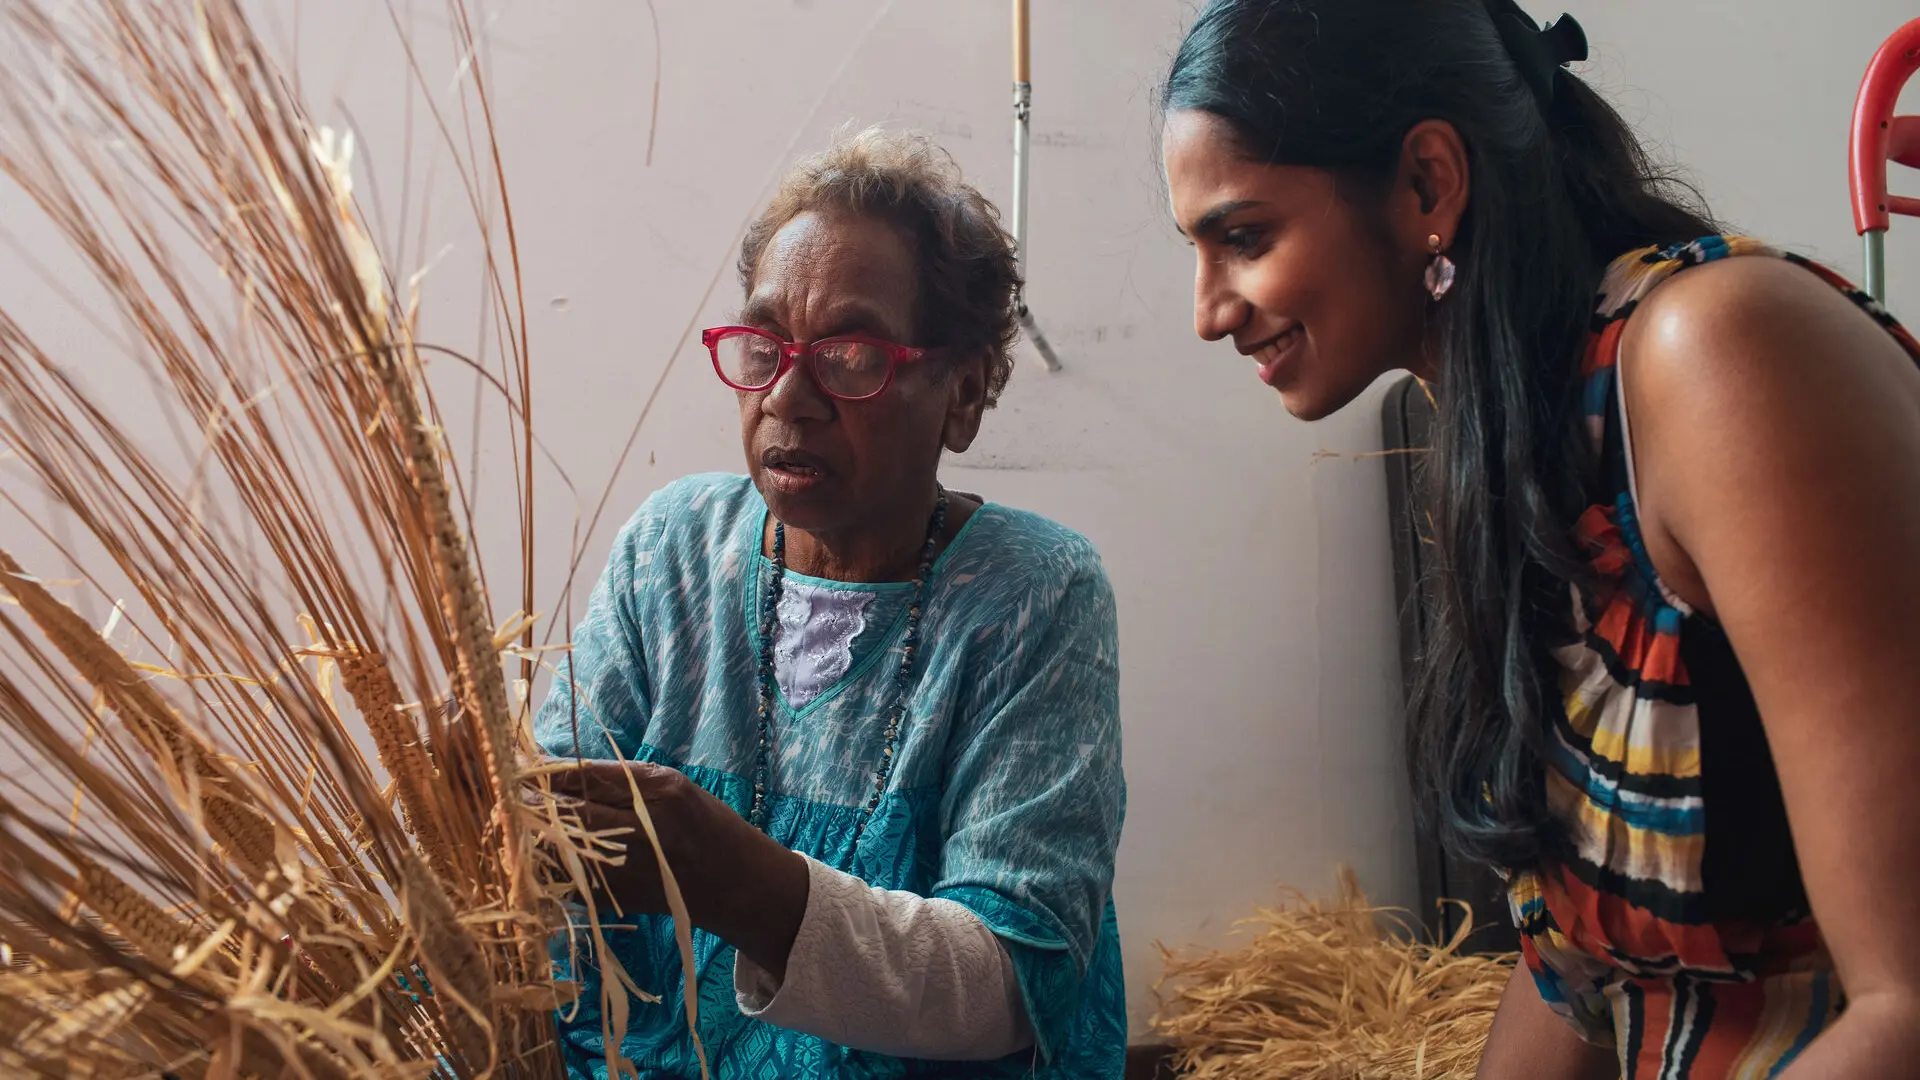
[1483,1,1589,108]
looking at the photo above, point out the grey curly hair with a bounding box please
[738,126,1022,406]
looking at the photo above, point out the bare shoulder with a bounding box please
[1618,254,1915,417]
[1613,254,1920,614]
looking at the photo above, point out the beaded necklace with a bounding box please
[750,492,949,837]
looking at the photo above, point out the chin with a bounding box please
[1277,388,1337,422]
[1276,376,1370,423]
[751,470,834,531]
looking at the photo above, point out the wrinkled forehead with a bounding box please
[744,210,919,340]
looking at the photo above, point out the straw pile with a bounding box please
[0,1,679,1076]
[1152,869,1516,1080]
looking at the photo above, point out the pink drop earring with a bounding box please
[1425,233,1457,300]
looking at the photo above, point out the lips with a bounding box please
[760,446,831,494]
[762,446,829,474]
[1240,325,1303,390]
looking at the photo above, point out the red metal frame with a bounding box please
[702,325,930,401]
[1850,17,1920,235]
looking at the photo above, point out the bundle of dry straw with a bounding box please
[0,1,675,1076]
[1152,869,1516,1080]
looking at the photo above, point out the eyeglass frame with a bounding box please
[702,325,933,402]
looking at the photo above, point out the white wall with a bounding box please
[7,0,1919,1042]
[1584,0,1920,302]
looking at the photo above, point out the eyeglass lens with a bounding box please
[714,332,893,398]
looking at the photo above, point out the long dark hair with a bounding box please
[1164,0,1715,869]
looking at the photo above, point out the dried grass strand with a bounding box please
[0,549,277,873]
[0,0,611,1074]
[1153,868,1516,1080]
[333,649,455,882]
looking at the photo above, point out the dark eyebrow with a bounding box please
[1177,199,1264,240]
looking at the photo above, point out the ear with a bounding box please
[1389,119,1471,260]
[941,351,990,454]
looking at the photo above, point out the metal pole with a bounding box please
[1013,81,1032,279]
[1011,0,1062,372]
[1865,229,1888,304]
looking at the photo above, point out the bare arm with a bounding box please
[1622,256,1920,1078]
[1476,966,1619,1080]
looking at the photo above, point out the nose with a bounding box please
[1193,254,1247,343]
[761,350,835,423]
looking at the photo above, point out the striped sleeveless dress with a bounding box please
[1506,235,1920,1078]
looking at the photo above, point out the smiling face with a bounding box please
[736,209,984,542]
[1162,110,1432,420]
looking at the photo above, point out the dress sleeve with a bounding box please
[734,855,1034,1061]
[929,547,1125,1063]
[534,508,657,762]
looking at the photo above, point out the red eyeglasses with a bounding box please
[703,326,931,402]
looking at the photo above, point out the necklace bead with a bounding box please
[749,492,948,833]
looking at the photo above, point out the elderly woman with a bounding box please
[535,128,1126,1079]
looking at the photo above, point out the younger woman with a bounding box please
[1160,2,1920,1076]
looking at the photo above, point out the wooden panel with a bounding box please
[1380,376,1520,955]
[1124,1044,1179,1080]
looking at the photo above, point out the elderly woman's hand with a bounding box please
[545,759,811,981]
[546,760,727,914]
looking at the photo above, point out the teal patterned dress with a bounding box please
[535,474,1128,1079]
